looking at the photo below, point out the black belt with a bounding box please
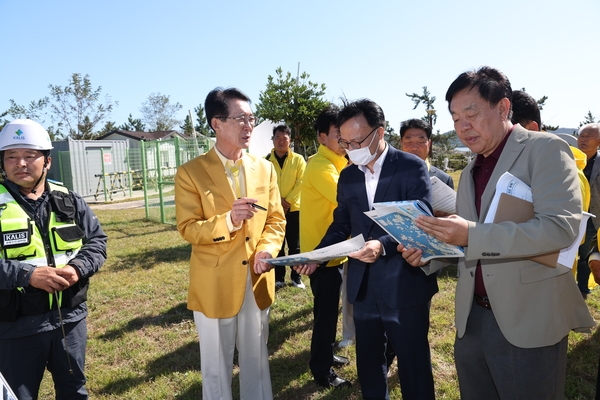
[474,294,491,310]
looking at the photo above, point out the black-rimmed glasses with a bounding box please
[338,126,379,150]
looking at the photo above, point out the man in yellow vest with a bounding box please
[0,119,107,399]
[300,105,352,389]
[267,125,306,288]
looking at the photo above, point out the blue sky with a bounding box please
[1,0,598,135]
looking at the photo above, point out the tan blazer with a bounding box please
[429,126,594,348]
[175,148,286,319]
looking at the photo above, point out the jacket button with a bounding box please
[242,260,248,265]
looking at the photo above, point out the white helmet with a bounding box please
[0,119,53,151]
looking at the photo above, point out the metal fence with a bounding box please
[139,136,213,224]
[52,136,214,224]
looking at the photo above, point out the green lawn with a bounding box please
[35,206,600,399]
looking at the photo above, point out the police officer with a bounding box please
[0,119,107,399]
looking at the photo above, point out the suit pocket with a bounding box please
[193,250,220,268]
[520,263,570,284]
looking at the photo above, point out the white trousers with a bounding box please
[194,272,272,400]
[341,261,355,341]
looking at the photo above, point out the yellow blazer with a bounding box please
[175,148,286,318]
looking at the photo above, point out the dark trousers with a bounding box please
[308,265,343,378]
[576,218,596,294]
[353,298,434,400]
[455,301,567,400]
[275,211,300,282]
[0,318,88,400]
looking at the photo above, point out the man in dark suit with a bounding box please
[295,99,438,400]
[400,118,454,190]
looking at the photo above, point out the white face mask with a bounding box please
[345,129,378,165]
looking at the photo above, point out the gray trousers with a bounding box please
[455,300,567,400]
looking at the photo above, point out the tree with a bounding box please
[119,113,146,131]
[193,104,212,137]
[406,86,437,127]
[2,98,61,139]
[573,111,597,134]
[543,123,559,132]
[519,87,548,111]
[180,104,211,137]
[97,121,118,137]
[180,116,194,136]
[48,73,117,140]
[5,98,50,121]
[384,123,400,148]
[140,93,182,131]
[4,98,62,140]
[255,67,329,155]
[431,130,460,168]
[580,111,596,127]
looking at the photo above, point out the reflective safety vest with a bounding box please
[0,182,86,319]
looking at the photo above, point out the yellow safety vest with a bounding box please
[0,182,84,310]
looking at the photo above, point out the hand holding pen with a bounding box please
[231,197,266,226]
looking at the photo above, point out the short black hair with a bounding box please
[204,87,251,131]
[337,99,385,130]
[272,124,291,137]
[445,66,513,113]
[314,104,339,137]
[400,119,432,139]
[511,90,541,129]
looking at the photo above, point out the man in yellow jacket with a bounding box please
[267,125,307,288]
[175,87,286,400]
[300,105,353,389]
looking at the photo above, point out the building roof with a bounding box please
[97,129,187,141]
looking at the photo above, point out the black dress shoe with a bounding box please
[314,371,352,389]
[333,354,349,366]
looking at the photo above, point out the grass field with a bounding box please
[35,183,600,399]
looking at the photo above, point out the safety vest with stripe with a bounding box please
[0,182,85,316]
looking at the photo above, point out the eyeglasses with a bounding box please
[338,126,380,150]
[220,114,257,126]
[402,137,429,145]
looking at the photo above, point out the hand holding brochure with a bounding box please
[365,201,464,262]
[263,234,365,266]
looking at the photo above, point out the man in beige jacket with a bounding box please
[400,67,594,399]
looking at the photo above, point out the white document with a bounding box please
[484,172,533,223]
[430,176,456,214]
[263,234,365,266]
[557,212,593,268]
[485,171,592,269]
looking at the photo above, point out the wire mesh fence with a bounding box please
[52,136,214,225]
